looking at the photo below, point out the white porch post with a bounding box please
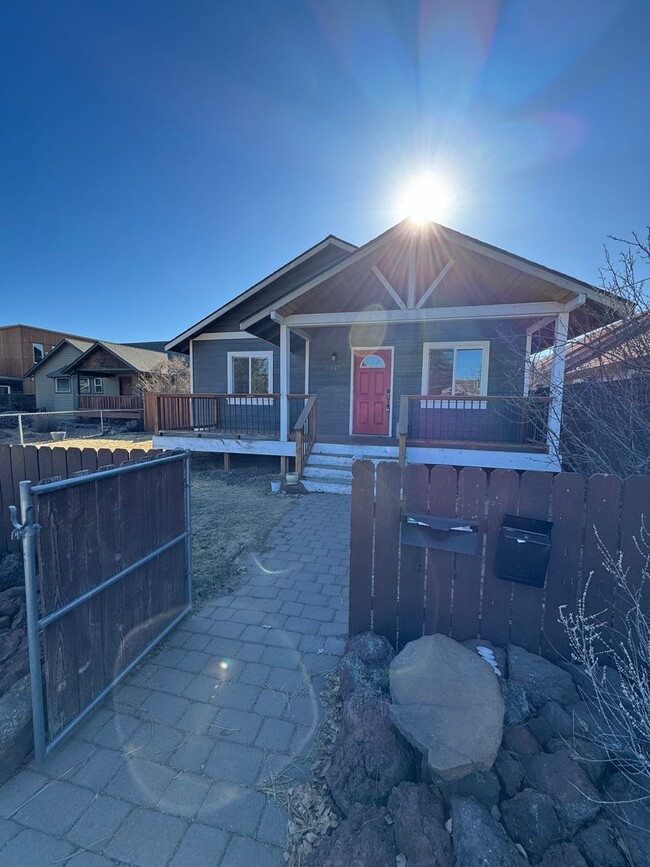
[546,311,569,459]
[279,322,290,441]
[304,338,310,394]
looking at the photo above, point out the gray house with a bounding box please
[160,220,623,492]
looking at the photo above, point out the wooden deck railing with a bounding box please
[293,395,317,477]
[398,394,551,466]
[78,395,143,411]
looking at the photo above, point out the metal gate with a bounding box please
[11,451,191,762]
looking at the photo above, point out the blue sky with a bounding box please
[1,0,648,342]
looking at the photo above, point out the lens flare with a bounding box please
[396,171,454,224]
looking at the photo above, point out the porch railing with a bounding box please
[397,394,551,465]
[145,392,316,443]
[294,395,318,476]
[78,395,143,411]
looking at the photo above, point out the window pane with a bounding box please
[93,378,104,394]
[250,357,269,394]
[428,349,454,395]
[79,377,90,394]
[232,357,249,393]
[454,349,483,395]
[33,343,44,363]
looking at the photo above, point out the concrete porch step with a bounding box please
[303,464,353,481]
[302,477,353,494]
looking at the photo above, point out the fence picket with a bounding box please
[451,467,486,642]
[349,461,375,636]
[582,475,622,621]
[66,447,83,476]
[398,464,429,648]
[51,447,68,480]
[0,444,13,551]
[425,465,458,637]
[481,470,519,646]
[373,462,402,648]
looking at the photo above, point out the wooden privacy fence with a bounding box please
[0,443,163,552]
[350,461,650,660]
[15,451,191,760]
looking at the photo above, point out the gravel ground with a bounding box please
[190,452,298,604]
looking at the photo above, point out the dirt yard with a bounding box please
[190,453,297,604]
[30,433,153,450]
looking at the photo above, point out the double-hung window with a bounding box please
[55,377,71,394]
[227,351,273,404]
[421,342,489,408]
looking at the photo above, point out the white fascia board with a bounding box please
[193,332,257,340]
[405,446,561,472]
[152,434,295,456]
[284,301,569,327]
[165,237,357,351]
[241,230,399,330]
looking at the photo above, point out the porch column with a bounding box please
[546,311,569,459]
[279,322,290,440]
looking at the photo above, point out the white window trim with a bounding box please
[93,377,104,394]
[421,341,490,409]
[0,385,10,394]
[227,350,274,405]
[55,377,71,394]
[79,376,91,394]
[33,342,44,363]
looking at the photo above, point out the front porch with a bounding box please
[148,391,560,479]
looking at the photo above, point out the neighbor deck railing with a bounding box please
[294,395,318,476]
[397,394,551,465]
[78,395,143,411]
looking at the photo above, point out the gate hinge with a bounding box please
[9,505,41,540]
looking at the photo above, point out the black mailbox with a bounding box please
[402,514,479,556]
[495,513,553,587]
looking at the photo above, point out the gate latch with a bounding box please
[9,504,41,541]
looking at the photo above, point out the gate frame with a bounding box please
[11,451,192,763]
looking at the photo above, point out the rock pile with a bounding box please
[304,632,646,867]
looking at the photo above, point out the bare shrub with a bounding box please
[139,354,190,395]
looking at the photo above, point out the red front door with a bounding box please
[352,349,392,436]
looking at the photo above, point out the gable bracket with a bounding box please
[371,266,406,311]
[416,260,455,309]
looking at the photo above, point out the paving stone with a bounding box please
[158,771,211,819]
[106,806,187,867]
[170,822,230,866]
[168,735,215,774]
[144,667,196,696]
[266,666,311,692]
[91,712,146,750]
[204,636,244,659]
[71,747,125,790]
[277,588,299,602]
[280,601,304,617]
[153,647,188,668]
[231,641,264,663]
[61,851,115,867]
[0,816,20,845]
[183,674,221,703]
[210,620,246,639]
[256,718,295,752]
[212,681,260,711]
[12,779,96,835]
[30,736,96,779]
[75,708,114,740]
[205,742,265,786]
[222,835,283,867]
[141,692,191,726]
[112,683,153,708]
[106,757,177,807]
[213,708,263,745]
[230,608,268,625]
[0,827,76,866]
[318,621,345,637]
[254,689,289,719]
[239,624,272,643]
[284,616,321,634]
[68,794,132,851]
[262,628,301,649]
[257,800,287,846]
[260,646,302,669]
[126,723,185,763]
[197,782,266,834]
[176,650,212,673]
[303,652,339,675]
[176,701,219,735]
[181,632,214,651]
[239,662,272,687]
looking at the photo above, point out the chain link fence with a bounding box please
[0,409,144,445]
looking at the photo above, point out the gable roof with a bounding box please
[165,234,357,352]
[61,341,170,374]
[23,338,94,377]
[241,220,626,330]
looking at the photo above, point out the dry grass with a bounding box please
[31,434,153,451]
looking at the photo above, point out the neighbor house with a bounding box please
[26,339,175,413]
[158,220,625,492]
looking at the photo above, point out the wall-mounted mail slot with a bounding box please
[495,513,553,588]
[402,514,480,555]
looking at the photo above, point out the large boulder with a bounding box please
[574,819,630,867]
[0,675,32,783]
[524,750,600,829]
[390,634,504,781]
[303,804,397,867]
[508,645,578,710]
[325,687,416,816]
[500,789,564,862]
[451,796,528,867]
[339,632,394,700]
[437,769,501,810]
[502,724,540,757]
[387,783,452,867]
[539,843,588,867]
[494,749,524,799]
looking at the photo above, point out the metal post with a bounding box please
[184,453,193,609]
[18,413,24,446]
[100,410,104,435]
[17,481,47,763]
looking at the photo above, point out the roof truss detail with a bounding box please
[371,265,406,310]
[416,260,455,309]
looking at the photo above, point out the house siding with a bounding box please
[34,344,82,411]
[192,336,305,395]
[308,320,526,437]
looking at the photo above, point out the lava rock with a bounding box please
[0,586,24,620]
[604,773,650,867]
[303,804,397,867]
[451,796,528,867]
[501,678,532,726]
[545,737,608,786]
[494,749,525,799]
[0,553,23,590]
[390,634,504,781]
[0,675,32,783]
[339,632,394,700]
[345,631,395,665]
[325,687,416,816]
[502,724,541,757]
[508,645,579,710]
[500,788,564,862]
[539,842,588,867]
[574,819,629,867]
[0,630,23,665]
[524,750,600,829]
[438,769,501,809]
[387,782,452,867]
[0,633,29,696]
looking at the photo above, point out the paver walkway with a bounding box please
[0,493,350,867]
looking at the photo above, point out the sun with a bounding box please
[396,171,454,224]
